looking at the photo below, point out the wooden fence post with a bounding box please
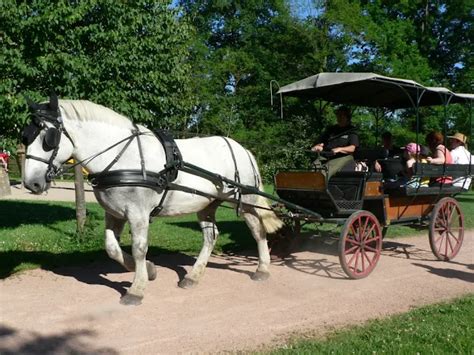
[74,164,86,233]
[0,168,11,197]
[16,144,26,188]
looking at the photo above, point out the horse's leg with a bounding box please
[120,214,151,306]
[242,210,271,281]
[104,213,156,282]
[178,201,221,289]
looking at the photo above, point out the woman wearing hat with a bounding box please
[448,132,472,190]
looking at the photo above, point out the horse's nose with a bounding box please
[24,179,46,194]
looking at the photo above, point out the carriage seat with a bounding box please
[385,163,471,196]
[377,157,405,181]
[353,148,388,162]
[352,148,390,174]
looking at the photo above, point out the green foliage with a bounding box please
[179,1,472,179]
[272,294,474,354]
[1,1,472,175]
[0,0,195,142]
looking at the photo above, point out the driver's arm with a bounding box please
[331,145,356,154]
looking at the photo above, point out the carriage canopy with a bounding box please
[276,72,473,109]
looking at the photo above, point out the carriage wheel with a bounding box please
[429,197,464,261]
[339,211,382,279]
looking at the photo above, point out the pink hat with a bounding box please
[405,143,420,154]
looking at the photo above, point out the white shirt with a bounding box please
[451,145,472,189]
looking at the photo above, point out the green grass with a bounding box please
[271,294,474,354]
[0,199,256,278]
[0,190,473,278]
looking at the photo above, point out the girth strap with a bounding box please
[89,169,168,190]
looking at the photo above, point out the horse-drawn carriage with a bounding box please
[271,73,473,278]
[21,72,472,304]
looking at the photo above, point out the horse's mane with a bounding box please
[59,100,133,127]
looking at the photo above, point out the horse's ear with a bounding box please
[24,95,38,110]
[49,92,59,111]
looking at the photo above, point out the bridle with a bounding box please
[22,100,150,185]
[22,103,74,182]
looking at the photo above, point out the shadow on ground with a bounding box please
[0,325,117,354]
[412,262,474,283]
[0,200,77,229]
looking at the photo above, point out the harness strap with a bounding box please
[100,134,137,175]
[153,129,183,181]
[89,169,169,190]
[62,132,146,175]
[167,183,273,211]
[244,149,260,188]
[25,154,50,165]
[134,124,147,180]
[222,137,242,215]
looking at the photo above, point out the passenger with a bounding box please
[374,131,402,173]
[448,132,472,190]
[381,131,402,158]
[425,131,453,186]
[311,106,359,180]
[403,143,429,188]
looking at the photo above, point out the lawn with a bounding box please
[0,190,473,278]
[271,294,474,354]
[0,199,256,278]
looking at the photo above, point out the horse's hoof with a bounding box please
[178,277,198,289]
[147,262,157,281]
[120,293,143,306]
[251,271,270,281]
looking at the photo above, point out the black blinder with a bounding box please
[22,123,41,146]
[43,128,61,151]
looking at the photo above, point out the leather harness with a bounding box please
[23,103,266,216]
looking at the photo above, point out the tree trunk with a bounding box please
[74,164,87,233]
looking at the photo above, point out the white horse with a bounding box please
[22,95,282,305]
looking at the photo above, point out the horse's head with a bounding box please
[22,93,74,194]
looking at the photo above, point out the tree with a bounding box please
[324,0,473,137]
[179,0,351,179]
[0,0,196,144]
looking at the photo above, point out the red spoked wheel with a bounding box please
[339,211,382,279]
[429,197,464,261]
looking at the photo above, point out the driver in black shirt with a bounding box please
[311,106,359,179]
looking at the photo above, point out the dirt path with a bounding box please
[1,231,472,354]
[1,183,473,353]
[4,181,97,203]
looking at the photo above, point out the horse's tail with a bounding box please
[244,149,283,234]
[255,183,284,234]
